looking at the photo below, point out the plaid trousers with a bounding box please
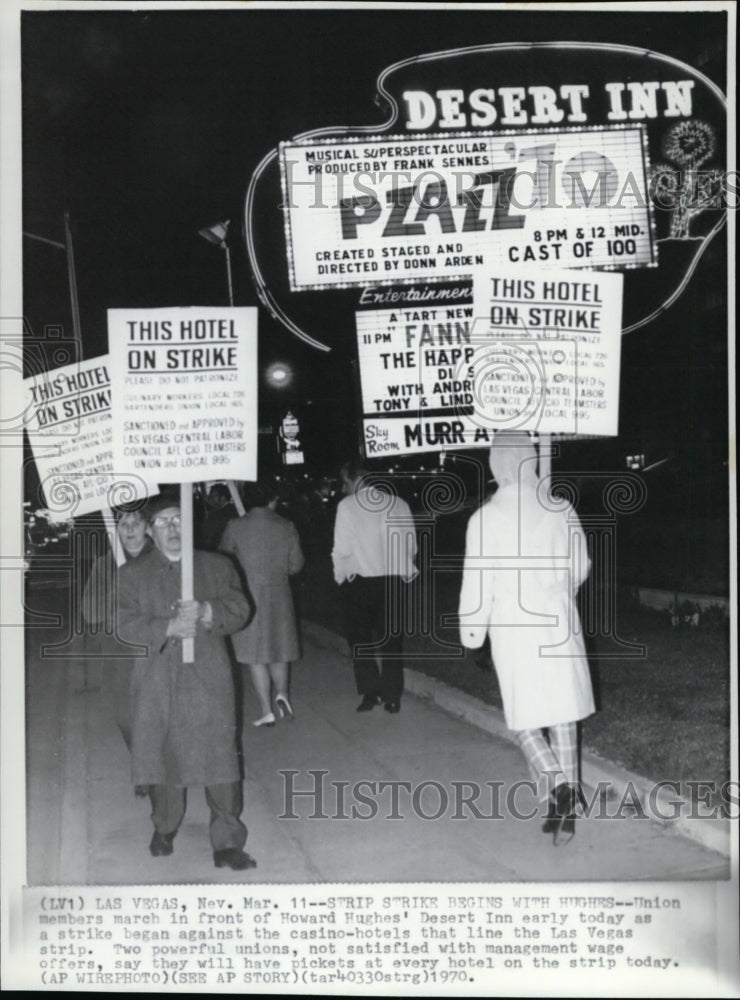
[515,722,579,800]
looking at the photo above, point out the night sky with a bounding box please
[21,5,729,480]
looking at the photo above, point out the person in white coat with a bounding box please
[458,432,594,845]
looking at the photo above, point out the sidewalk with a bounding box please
[25,612,731,887]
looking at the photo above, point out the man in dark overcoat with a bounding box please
[117,494,255,870]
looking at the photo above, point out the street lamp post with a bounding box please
[23,211,82,343]
[23,213,98,692]
[198,220,234,306]
[265,362,296,465]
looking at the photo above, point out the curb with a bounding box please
[60,659,94,882]
[636,587,729,615]
[302,619,731,859]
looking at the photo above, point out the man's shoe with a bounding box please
[356,694,381,712]
[384,701,400,714]
[214,848,257,870]
[149,831,175,857]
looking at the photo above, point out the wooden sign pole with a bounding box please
[101,507,125,567]
[181,483,195,663]
[227,480,246,516]
[538,433,552,483]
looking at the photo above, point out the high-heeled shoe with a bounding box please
[541,796,560,836]
[542,783,578,846]
[275,695,294,721]
[252,712,276,728]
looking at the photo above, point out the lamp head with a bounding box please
[266,361,293,389]
[198,220,230,247]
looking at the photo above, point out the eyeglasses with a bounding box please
[152,514,181,528]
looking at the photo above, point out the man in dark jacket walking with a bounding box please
[117,494,256,870]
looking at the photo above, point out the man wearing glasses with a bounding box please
[117,493,256,871]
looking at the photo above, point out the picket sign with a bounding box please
[107,306,259,665]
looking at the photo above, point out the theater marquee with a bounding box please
[248,41,726,349]
[280,125,654,290]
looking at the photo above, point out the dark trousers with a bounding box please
[149,782,247,850]
[340,575,407,703]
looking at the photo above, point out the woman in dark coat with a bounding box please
[220,481,305,726]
